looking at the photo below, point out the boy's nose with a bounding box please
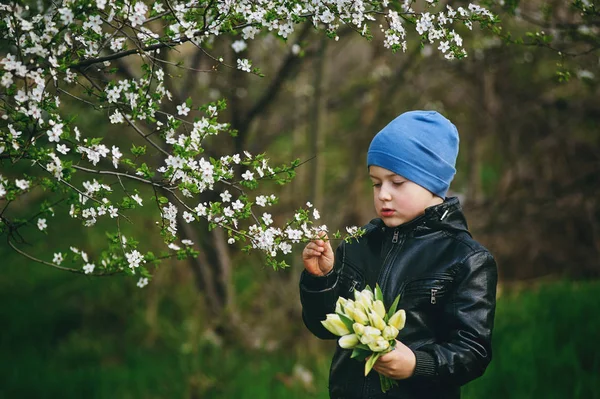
[378,188,392,201]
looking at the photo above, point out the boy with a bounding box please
[300,110,497,399]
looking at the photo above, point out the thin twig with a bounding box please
[7,239,121,276]
[72,165,171,187]
[124,115,171,157]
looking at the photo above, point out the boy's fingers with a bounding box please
[304,249,322,258]
[303,245,324,257]
[321,241,333,255]
[305,242,324,252]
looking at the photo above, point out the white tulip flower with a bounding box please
[338,334,360,349]
[382,325,400,341]
[321,314,351,336]
[373,300,386,319]
[388,309,406,330]
[369,310,387,331]
[368,336,390,352]
[353,322,365,336]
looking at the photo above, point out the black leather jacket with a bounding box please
[300,198,497,399]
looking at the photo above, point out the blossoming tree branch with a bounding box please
[0,0,497,286]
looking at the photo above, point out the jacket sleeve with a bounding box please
[411,250,498,386]
[299,244,345,339]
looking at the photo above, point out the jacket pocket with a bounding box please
[401,274,453,307]
[337,261,365,296]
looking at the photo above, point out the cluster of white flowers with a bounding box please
[77,141,112,167]
[125,250,146,270]
[244,218,328,257]
[45,153,64,179]
[0,0,496,281]
[162,203,179,236]
[321,285,406,392]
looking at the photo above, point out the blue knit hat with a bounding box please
[367,110,459,198]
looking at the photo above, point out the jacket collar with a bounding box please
[366,197,470,237]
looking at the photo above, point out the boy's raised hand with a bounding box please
[302,233,334,276]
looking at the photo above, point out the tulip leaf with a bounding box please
[365,352,381,376]
[351,348,371,361]
[387,294,401,320]
[375,284,384,302]
[336,312,356,331]
[355,344,370,351]
[380,373,398,393]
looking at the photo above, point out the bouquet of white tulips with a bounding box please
[321,284,406,393]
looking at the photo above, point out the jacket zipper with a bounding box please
[396,275,453,304]
[381,228,399,266]
[377,229,403,302]
[361,228,401,398]
[431,288,438,304]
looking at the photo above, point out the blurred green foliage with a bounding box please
[464,281,600,398]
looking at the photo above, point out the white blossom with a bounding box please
[279,242,292,254]
[438,41,450,53]
[126,250,145,269]
[232,200,244,211]
[15,179,29,190]
[83,263,95,274]
[177,103,190,116]
[183,211,194,223]
[56,144,70,155]
[237,58,252,73]
[137,277,149,288]
[111,146,122,168]
[110,110,124,124]
[131,194,143,206]
[220,190,232,202]
[262,212,273,225]
[37,218,47,231]
[53,252,63,265]
[231,40,247,53]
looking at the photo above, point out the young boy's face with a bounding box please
[369,165,442,228]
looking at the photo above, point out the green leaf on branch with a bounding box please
[136,163,154,178]
[131,144,146,157]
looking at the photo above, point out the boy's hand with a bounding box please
[373,340,416,380]
[302,233,334,276]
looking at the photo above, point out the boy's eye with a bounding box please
[372,183,381,188]
[393,181,405,186]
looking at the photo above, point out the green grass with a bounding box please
[463,281,600,399]
[1,246,599,399]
